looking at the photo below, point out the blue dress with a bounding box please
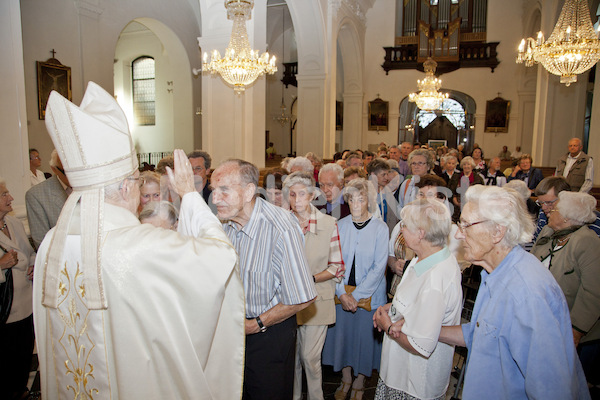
[322,215,388,377]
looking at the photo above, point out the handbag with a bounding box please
[0,244,14,324]
[334,285,371,311]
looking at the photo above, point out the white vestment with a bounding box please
[33,192,245,400]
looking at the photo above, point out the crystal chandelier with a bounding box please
[408,58,449,111]
[516,0,600,86]
[202,0,277,93]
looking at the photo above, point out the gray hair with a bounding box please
[441,154,457,164]
[464,185,535,247]
[460,156,476,168]
[288,156,314,173]
[400,198,451,247]
[408,149,434,170]
[139,201,178,228]
[387,159,400,169]
[282,171,316,200]
[319,162,344,183]
[187,150,212,169]
[280,157,293,171]
[504,180,530,202]
[305,152,322,166]
[140,170,161,188]
[343,178,378,214]
[556,191,597,225]
[49,149,60,168]
[217,159,259,186]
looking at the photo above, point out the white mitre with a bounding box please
[42,81,138,309]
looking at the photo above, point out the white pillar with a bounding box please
[343,91,364,150]
[198,0,267,168]
[588,70,600,187]
[0,0,30,219]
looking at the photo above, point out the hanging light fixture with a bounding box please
[408,58,448,111]
[273,6,291,126]
[516,0,600,86]
[202,0,277,93]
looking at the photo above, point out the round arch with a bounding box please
[114,18,194,155]
[398,90,476,149]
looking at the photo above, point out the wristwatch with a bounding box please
[256,316,267,333]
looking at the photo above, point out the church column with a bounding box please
[295,73,332,158]
[587,70,600,187]
[0,0,30,218]
[197,0,267,168]
[342,91,364,150]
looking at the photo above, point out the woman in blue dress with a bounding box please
[322,178,388,400]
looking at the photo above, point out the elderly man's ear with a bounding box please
[243,183,257,203]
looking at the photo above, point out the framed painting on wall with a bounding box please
[368,97,389,131]
[484,97,510,133]
[37,58,72,120]
[428,140,447,150]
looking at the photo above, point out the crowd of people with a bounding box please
[1,81,598,400]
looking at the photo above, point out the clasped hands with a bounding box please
[373,303,404,339]
[339,293,358,313]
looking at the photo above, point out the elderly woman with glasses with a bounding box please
[449,156,484,222]
[437,185,589,399]
[281,172,345,400]
[397,149,434,211]
[531,191,600,385]
[374,198,462,400]
[322,178,388,400]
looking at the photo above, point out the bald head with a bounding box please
[568,138,583,157]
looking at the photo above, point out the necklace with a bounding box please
[0,221,6,231]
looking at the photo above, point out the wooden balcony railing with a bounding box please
[382,41,500,75]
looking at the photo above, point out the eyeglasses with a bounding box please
[411,161,427,167]
[417,191,447,201]
[535,198,558,207]
[457,220,489,233]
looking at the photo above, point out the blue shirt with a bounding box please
[461,246,590,400]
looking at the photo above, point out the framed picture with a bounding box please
[428,139,447,150]
[336,101,343,130]
[484,97,510,133]
[368,98,389,131]
[37,59,72,120]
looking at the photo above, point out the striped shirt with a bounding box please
[223,197,317,318]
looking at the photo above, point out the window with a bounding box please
[132,56,155,126]
[418,98,465,129]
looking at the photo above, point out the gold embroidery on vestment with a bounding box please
[56,263,99,399]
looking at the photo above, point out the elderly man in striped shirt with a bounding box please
[210,159,317,400]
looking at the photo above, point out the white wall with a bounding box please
[20,0,202,164]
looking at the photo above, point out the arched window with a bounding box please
[417,98,465,129]
[132,56,155,126]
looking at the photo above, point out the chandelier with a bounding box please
[273,6,290,126]
[516,0,600,86]
[202,0,277,93]
[408,58,449,111]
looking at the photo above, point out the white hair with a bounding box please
[460,156,476,168]
[49,149,60,168]
[556,191,597,225]
[282,171,317,200]
[504,180,530,202]
[288,156,314,173]
[319,162,344,182]
[400,198,451,247]
[464,185,534,247]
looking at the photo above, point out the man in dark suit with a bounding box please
[315,163,350,220]
[187,150,213,203]
[507,154,544,193]
[25,150,69,249]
